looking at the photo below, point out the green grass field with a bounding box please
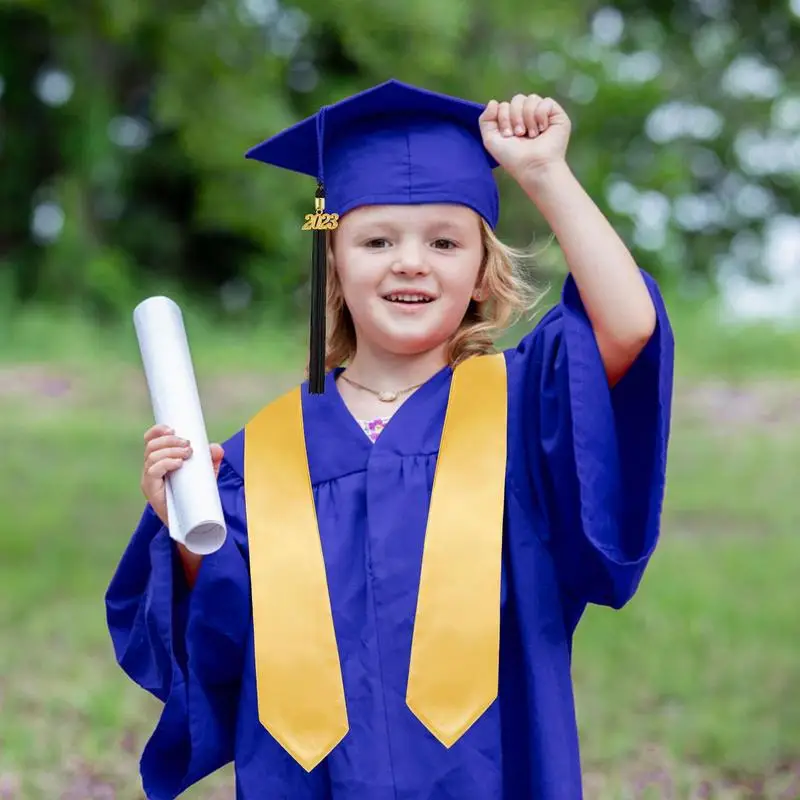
[1,299,798,799]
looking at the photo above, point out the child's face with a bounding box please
[332,204,483,359]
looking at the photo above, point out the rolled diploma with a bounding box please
[133,296,226,555]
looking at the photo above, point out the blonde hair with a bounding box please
[324,217,542,371]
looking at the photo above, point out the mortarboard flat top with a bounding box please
[246,79,500,228]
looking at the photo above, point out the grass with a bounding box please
[1,295,799,798]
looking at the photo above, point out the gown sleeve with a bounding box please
[105,458,251,799]
[510,270,674,610]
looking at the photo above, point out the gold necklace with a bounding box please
[339,373,426,403]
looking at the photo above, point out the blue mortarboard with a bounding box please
[245,79,499,392]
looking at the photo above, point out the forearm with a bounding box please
[519,161,656,383]
[177,542,204,588]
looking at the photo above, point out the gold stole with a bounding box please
[244,353,507,771]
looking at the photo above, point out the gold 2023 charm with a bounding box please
[302,213,339,230]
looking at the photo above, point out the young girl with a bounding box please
[106,80,673,799]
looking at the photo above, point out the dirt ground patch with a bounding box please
[1,364,798,438]
[0,365,76,401]
[583,745,800,799]
[677,379,800,432]
[0,364,299,419]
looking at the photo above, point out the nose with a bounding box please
[391,240,429,276]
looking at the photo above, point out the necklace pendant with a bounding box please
[377,390,398,402]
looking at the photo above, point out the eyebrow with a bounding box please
[428,221,468,234]
[348,218,396,236]
[348,215,474,237]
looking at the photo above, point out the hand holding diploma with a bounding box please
[140,425,224,584]
[140,425,225,532]
[134,296,227,560]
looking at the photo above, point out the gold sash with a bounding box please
[244,354,507,770]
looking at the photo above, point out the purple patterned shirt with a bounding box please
[358,418,391,443]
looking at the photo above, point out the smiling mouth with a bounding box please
[383,293,436,304]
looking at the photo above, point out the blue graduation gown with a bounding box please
[106,272,673,799]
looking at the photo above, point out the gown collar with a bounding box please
[301,366,453,484]
[224,365,454,485]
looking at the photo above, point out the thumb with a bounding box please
[478,100,500,138]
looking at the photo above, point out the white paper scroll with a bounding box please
[133,296,226,555]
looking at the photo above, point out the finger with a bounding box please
[145,434,191,457]
[210,443,225,464]
[549,98,571,128]
[144,446,193,472]
[479,99,499,127]
[145,457,186,481]
[534,97,556,134]
[497,102,512,137]
[522,94,540,137]
[509,94,527,136]
[144,424,174,443]
[478,100,500,140]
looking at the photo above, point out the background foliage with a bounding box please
[1,2,799,797]
[2,0,800,320]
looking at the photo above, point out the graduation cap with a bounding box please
[245,79,500,393]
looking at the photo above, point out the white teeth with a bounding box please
[385,294,432,303]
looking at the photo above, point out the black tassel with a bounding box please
[308,182,327,394]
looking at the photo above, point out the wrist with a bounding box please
[515,158,573,197]
[177,541,204,588]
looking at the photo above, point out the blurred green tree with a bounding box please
[0,0,797,316]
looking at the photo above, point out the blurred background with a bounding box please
[1,0,799,797]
